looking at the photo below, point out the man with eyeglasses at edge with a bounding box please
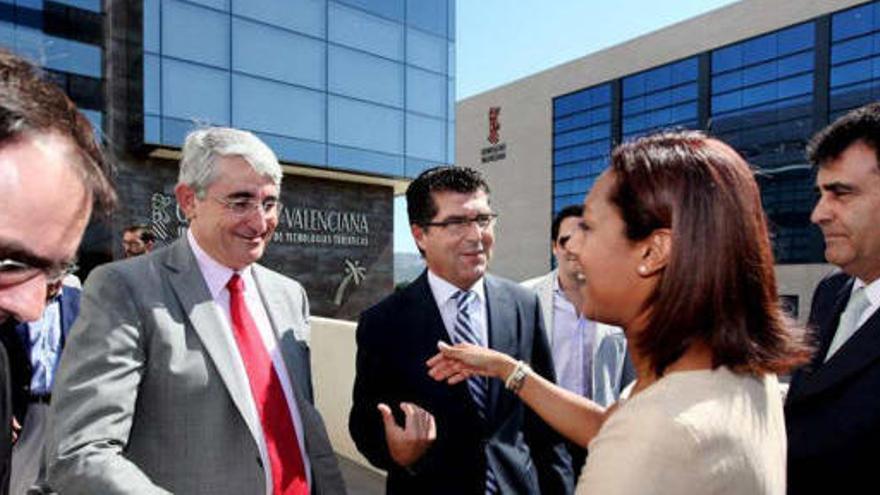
[0,48,116,495]
[349,166,573,494]
[521,205,634,476]
[46,127,346,494]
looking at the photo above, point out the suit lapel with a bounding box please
[790,278,880,402]
[164,238,264,446]
[251,266,310,401]
[485,276,517,420]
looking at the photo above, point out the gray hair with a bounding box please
[178,127,282,196]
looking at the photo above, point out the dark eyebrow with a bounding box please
[0,239,62,271]
[819,181,857,195]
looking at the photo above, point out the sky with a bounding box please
[394,0,740,253]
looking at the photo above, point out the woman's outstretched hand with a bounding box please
[426,341,517,384]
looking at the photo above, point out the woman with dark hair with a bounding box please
[427,131,810,494]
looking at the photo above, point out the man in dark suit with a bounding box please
[47,127,345,494]
[349,166,573,494]
[786,102,880,494]
[0,48,116,495]
[0,278,80,494]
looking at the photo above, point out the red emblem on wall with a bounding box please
[488,106,501,144]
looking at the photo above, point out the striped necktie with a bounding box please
[452,290,499,494]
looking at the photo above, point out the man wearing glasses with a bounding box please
[0,48,116,495]
[120,224,156,258]
[521,204,633,475]
[350,166,573,494]
[47,127,345,494]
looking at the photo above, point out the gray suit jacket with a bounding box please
[522,270,634,406]
[46,237,345,494]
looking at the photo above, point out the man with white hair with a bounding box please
[47,127,346,494]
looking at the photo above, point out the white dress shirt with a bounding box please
[427,270,489,346]
[852,277,880,329]
[188,230,311,493]
[552,275,594,398]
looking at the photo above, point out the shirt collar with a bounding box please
[854,276,880,309]
[187,229,252,298]
[427,269,485,306]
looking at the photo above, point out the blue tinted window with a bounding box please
[232,0,325,38]
[232,74,324,141]
[777,22,814,55]
[447,41,455,79]
[713,44,742,73]
[145,115,160,143]
[446,120,454,163]
[143,0,159,53]
[189,0,228,10]
[406,0,447,37]
[328,96,403,154]
[329,2,403,60]
[407,28,446,73]
[233,18,325,90]
[257,132,326,166]
[406,67,445,117]
[832,3,874,41]
[832,34,873,64]
[406,113,445,161]
[162,58,229,124]
[163,1,229,69]
[335,0,404,22]
[330,144,404,176]
[41,36,101,77]
[447,77,454,119]
[328,45,403,107]
[144,53,160,114]
[832,58,874,87]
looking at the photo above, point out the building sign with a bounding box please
[481,106,507,163]
[118,161,392,320]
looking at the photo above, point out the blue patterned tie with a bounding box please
[452,290,499,494]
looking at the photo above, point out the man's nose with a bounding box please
[810,195,830,225]
[0,273,48,323]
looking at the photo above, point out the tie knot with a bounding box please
[227,273,244,294]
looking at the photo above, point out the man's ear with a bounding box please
[636,228,671,277]
[174,183,197,221]
[411,223,427,253]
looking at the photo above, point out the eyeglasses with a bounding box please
[0,258,78,287]
[211,196,281,217]
[422,213,498,236]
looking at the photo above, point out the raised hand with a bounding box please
[378,402,437,467]
[426,341,516,384]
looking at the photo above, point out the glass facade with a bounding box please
[143,0,455,178]
[622,57,698,141]
[711,22,821,263]
[548,4,880,264]
[0,0,103,130]
[551,84,612,215]
[831,1,880,119]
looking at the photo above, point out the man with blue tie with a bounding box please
[786,102,880,494]
[0,276,81,494]
[349,166,573,494]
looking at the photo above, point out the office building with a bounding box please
[457,0,874,321]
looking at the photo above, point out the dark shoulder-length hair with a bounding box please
[609,130,811,376]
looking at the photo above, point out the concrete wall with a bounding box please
[310,317,383,475]
[457,0,867,282]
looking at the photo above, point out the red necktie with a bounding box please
[227,274,308,495]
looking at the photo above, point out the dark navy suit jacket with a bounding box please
[785,271,880,494]
[0,285,80,422]
[349,271,574,495]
